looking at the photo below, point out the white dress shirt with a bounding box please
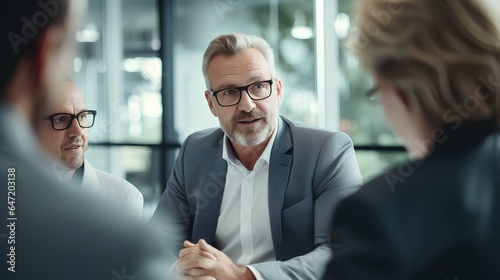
[214,124,279,279]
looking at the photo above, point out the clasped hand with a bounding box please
[176,239,255,280]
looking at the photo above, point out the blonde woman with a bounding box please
[323,0,500,278]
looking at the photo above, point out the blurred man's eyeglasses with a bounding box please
[210,79,274,107]
[366,86,380,104]
[41,110,97,131]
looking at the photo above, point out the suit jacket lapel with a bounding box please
[81,159,106,197]
[268,117,293,260]
[191,138,227,244]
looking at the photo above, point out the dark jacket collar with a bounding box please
[434,121,499,154]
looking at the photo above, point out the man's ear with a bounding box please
[205,91,218,117]
[274,78,283,103]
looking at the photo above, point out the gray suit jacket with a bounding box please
[150,116,363,279]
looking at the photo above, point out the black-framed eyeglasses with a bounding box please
[41,110,97,131]
[366,86,380,104]
[210,79,274,107]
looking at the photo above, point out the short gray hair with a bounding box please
[202,33,276,90]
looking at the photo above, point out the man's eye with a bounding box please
[222,90,238,96]
[53,116,68,123]
[253,83,264,90]
[78,112,88,121]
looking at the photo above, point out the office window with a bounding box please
[75,0,161,144]
[335,0,406,178]
[172,0,318,140]
[172,0,407,180]
[75,0,162,218]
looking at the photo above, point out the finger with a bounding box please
[179,246,217,260]
[180,240,217,260]
[179,277,216,280]
[185,268,213,277]
[198,239,219,256]
[200,250,217,261]
[177,274,215,280]
[177,254,217,271]
[184,240,197,248]
[180,248,217,261]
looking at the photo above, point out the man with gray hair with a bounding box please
[150,33,363,279]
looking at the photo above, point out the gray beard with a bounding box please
[227,116,277,147]
[231,126,271,146]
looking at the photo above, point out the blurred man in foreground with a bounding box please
[323,0,500,278]
[37,80,144,219]
[0,1,166,279]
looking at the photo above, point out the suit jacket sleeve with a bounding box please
[149,134,193,271]
[253,131,363,279]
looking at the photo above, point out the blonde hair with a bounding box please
[351,0,500,127]
[202,33,276,90]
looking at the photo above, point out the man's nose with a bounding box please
[66,118,84,137]
[238,90,256,112]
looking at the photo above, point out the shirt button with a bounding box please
[243,214,249,220]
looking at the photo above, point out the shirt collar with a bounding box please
[69,163,84,187]
[222,119,279,169]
